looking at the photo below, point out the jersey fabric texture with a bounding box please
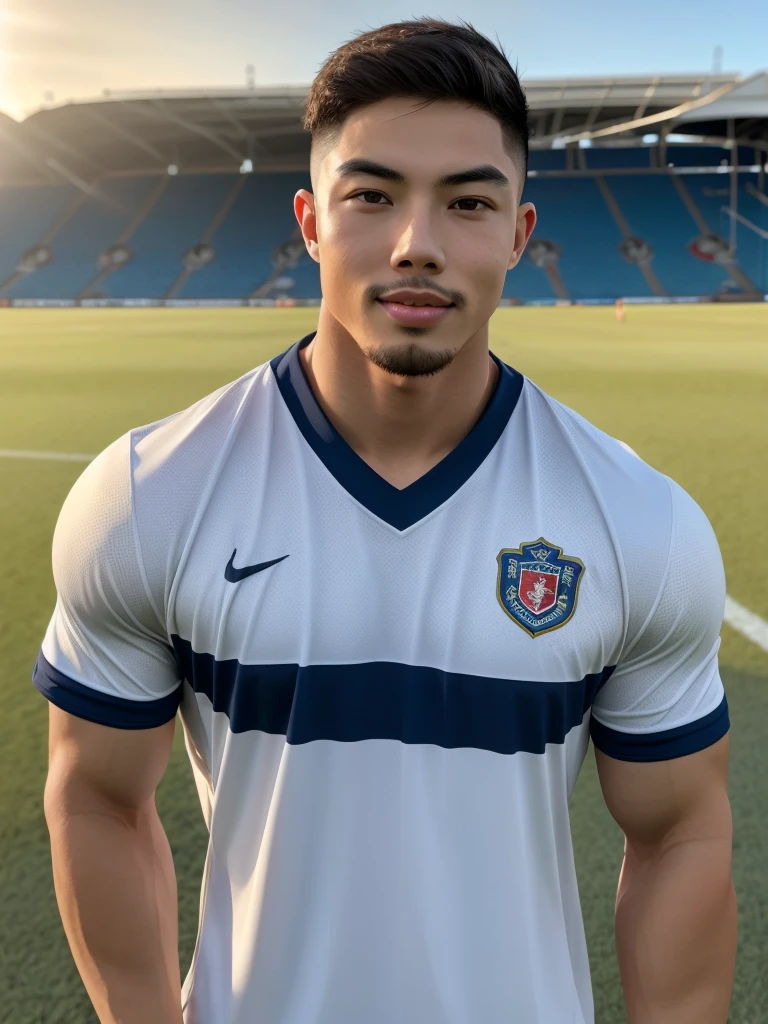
[33,331,729,1024]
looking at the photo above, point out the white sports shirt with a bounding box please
[33,331,729,1024]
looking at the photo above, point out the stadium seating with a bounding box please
[0,184,75,291]
[583,148,650,170]
[606,175,745,296]
[527,151,568,172]
[107,174,238,299]
[0,157,765,303]
[6,177,161,300]
[738,177,768,292]
[665,145,755,168]
[513,176,654,300]
[178,172,315,299]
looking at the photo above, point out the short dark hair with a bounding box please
[303,18,530,181]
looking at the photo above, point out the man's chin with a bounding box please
[364,341,457,378]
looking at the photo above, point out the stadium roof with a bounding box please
[1,71,766,186]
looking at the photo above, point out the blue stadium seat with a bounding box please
[605,176,730,295]
[0,159,764,302]
[665,145,756,168]
[735,176,768,293]
[7,176,161,299]
[107,175,238,298]
[584,148,650,170]
[503,250,554,302]
[528,151,568,172]
[516,177,653,299]
[665,146,729,168]
[178,172,316,299]
[0,184,76,289]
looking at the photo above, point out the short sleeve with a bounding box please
[32,433,183,729]
[590,478,729,761]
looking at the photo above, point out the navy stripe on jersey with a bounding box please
[271,332,525,531]
[170,634,612,755]
[32,650,181,729]
[589,695,729,762]
[33,643,729,762]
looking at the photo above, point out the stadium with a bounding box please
[0,70,767,304]
[1,62,767,1023]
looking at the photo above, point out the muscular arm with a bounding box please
[596,735,736,1024]
[43,704,183,1024]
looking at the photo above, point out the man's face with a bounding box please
[295,96,536,377]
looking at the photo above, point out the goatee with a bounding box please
[364,342,456,378]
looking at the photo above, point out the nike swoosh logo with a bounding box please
[224,549,289,583]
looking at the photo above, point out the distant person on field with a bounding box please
[33,18,736,1024]
[615,296,626,321]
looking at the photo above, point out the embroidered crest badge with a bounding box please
[497,538,585,638]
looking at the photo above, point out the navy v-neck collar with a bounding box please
[270,331,524,531]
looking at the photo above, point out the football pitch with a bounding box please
[1,304,766,1023]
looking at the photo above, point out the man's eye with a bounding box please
[451,197,490,211]
[353,191,390,205]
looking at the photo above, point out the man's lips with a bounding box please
[376,298,455,325]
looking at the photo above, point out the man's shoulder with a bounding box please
[522,379,721,629]
[521,379,677,568]
[76,357,279,534]
[522,378,670,500]
[129,359,274,468]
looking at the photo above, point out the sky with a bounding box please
[1,0,767,120]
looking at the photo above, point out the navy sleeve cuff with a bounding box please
[590,694,729,762]
[32,649,182,730]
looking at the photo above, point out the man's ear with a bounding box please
[294,190,319,263]
[508,201,536,270]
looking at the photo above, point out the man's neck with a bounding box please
[299,307,499,490]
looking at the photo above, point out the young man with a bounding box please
[34,18,736,1024]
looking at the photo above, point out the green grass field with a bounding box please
[1,305,766,1023]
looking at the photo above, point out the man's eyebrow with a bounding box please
[335,158,510,189]
[435,165,510,189]
[335,158,404,183]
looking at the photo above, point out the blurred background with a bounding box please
[0,1,766,1021]
[1,0,767,304]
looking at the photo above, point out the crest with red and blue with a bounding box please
[496,538,585,638]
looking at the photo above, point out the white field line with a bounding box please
[0,448,94,463]
[724,596,768,654]
[2,448,768,655]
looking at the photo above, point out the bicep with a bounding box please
[591,478,728,764]
[34,433,182,728]
[594,734,731,851]
[45,704,176,819]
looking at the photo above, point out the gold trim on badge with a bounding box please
[496,537,586,638]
